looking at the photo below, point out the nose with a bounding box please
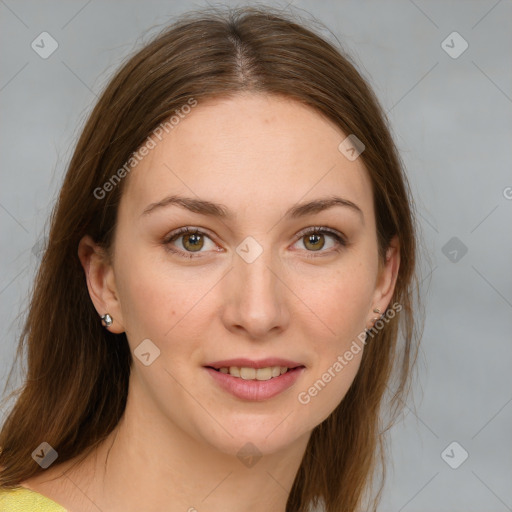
[220,244,290,339]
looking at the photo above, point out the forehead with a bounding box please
[120,93,373,222]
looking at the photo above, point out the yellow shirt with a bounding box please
[0,487,66,511]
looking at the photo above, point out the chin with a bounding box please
[192,410,310,459]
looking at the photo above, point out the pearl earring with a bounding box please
[370,307,382,325]
[101,313,113,327]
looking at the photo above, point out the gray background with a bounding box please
[1,1,511,511]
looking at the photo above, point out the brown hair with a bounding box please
[0,5,421,511]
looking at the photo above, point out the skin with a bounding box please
[21,93,399,512]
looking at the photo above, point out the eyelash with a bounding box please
[163,226,347,260]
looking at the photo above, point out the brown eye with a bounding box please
[293,227,347,257]
[164,227,217,259]
[182,232,204,252]
[303,232,325,251]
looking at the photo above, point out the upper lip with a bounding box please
[204,358,304,370]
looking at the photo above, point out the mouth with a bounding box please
[203,363,306,401]
[205,364,304,381]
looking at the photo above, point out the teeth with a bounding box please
[239,367,256,380]
[216,366,290,380]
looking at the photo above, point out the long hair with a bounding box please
[0,6,421,511]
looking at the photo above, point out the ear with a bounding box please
[370,235,400,317]
[77,235,125,334]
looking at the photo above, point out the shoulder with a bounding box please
[0,486,67,511]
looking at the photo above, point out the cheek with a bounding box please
[115,246,216,346]
[309,259,376,338]
[295,258,375,413]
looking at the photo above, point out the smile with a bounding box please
[204,366,305,401]
[211,365,295,380]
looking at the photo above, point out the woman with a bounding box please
[0,5,420,511]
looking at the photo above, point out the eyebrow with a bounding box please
[141,194,364,221]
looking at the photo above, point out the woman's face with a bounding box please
[81,93,399,457]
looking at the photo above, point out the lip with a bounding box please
[205,366,306,401]
[204,358,303,370]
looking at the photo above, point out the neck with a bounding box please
[79,379,310,511]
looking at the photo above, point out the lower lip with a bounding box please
[204,366,305,401]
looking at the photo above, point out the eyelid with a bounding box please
[163,226,221,252]
[163,225,347,258]
[293,226,347,243]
